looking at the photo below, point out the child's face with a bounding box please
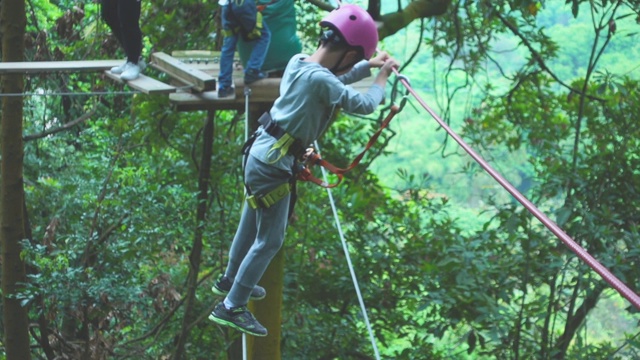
[333,49,361,75]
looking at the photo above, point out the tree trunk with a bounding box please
[252,248,285,359]
[174,111,215,359]
[1,0,31,359]
[552,285,604,359]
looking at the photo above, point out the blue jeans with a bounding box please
[218,4,271,90]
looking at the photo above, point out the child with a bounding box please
[217,0,271,98]
[208,4,399,336]
[101,0,145,81]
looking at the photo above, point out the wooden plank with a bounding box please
[104,70,176,94]
[173,63,219,72]
[151,52,216,92]
[171,50,221,60]
[169,78,280,109]
[0,60,124,74]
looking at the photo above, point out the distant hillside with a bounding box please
[370,1,639,208]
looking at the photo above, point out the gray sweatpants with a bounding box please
[224,154,292,306]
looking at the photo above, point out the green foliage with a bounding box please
[458,70,640,358]
[10,0,640,359]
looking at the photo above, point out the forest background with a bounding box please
[0,0,639,359]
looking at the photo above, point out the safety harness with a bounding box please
[297,104,400,188]
[243,74,410,210]
[297,75,410,188]
[222,0,277,41]
[242,112,305,210]
[256,0,277,12]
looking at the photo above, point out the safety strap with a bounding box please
[256,0,278,12]
[246,182,291,209]
[297,104,401,188]
[241,112,303,210]
[223,1,269,39]
[258,112,306,161]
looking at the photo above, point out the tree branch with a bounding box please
[493,9,603,102]
[23,100,99,141]
[304,0,335,12]
[379,0,451,39]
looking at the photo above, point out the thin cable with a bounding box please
[391,67,640,310]
[242,86,252,360]
[0,90,141,97]
[0,84,193,98]
[314,140,381,360]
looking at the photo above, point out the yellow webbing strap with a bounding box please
[222,27,240,38]
[265,133,297,164]
[246,182,291,209]
[246,12,263,40]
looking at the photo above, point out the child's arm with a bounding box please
[336,60,371,84]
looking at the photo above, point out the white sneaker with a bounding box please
[110,61,127,74]
[120,62,142,81]
[138,58,147,71]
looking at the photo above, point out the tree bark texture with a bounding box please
[1,0,31,359]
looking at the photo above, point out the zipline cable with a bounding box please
[390,67,640,310]
[314,140,382,360]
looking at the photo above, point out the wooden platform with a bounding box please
[0,52,375,111]
[170,78,281,111]
[166,50,375,111]
[151,52,216,92]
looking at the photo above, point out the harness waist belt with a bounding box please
[246,182,291,209]
[258,112,306,159]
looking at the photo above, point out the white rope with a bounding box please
[313,140,381,360]
[242,86,252,360]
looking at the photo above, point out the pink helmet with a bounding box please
[320,4,379,60]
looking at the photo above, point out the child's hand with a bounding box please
[380,57,400,76]
[369,51,391,68]
[373,56,401,88]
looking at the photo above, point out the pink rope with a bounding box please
[392,68,640,310]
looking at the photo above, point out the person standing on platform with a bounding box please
[101,0,145,81]
[217,0,271,98]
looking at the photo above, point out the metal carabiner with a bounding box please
[390,74,411,113]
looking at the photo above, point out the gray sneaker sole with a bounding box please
[211,285,266,300]
[208,313,268,337]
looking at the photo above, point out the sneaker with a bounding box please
[138,58,147,72]
[110,61,127,74]
[120,62,142,81]
[217,86,235,98]
[209,302,268,337]
[244,69,266,85]
[211,276,266,300]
